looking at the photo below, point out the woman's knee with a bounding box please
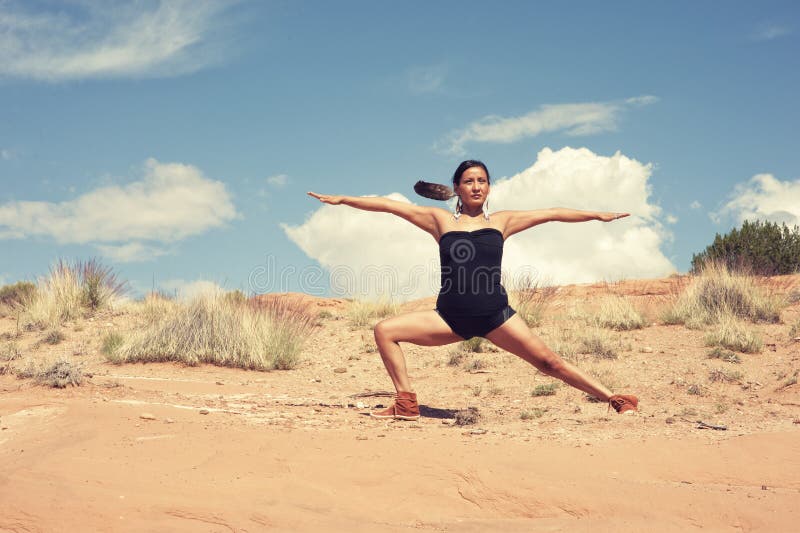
[537,352,567,376]
[374,319,393,343]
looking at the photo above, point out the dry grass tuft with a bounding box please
[576,327,620,359]
[111,294,316,371]
[17,358,85,388]
[347,298,398,328]
[704,317,763,354]
[708,368,744,384]
[23,259,127,328]
[661,262,783,328]
[594,295,646,331]
[508,274,557,327]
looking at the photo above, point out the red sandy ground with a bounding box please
[1,276,799,532]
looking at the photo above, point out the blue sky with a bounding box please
[1,0,798,299]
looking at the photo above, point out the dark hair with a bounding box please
[452,160,490,187]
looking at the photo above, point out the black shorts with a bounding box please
[435,306,516,340]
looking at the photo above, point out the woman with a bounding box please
[308,160,638,420]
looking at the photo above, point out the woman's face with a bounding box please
[456,166,490,209]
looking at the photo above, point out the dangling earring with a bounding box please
[482,198,490,221]
[453,197,462,220]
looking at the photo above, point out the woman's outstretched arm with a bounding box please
[499,208,629,238]
[307,192,440,235]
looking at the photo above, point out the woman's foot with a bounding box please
[608,394,638,414]
[370,391,420,420]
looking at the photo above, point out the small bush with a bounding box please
[447,351,465,366]
[707,347,742,364]
[465,358,487,372]
[102,332,125,357]
[662,262,783,327]
[704,318,763,353]
[594,295,646,331]
[454,407,481,425]
[708,368,744,384]
[520,408,547,420]
[42,329,65,345]
[687,384,706,396]
[790,319,800,339]
[317,310,335,320]
[531,383,558,397]
[460,337,486,353]
[18,359,85,388]
[1,342,20,361]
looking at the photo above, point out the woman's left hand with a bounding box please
[597,212,630,222]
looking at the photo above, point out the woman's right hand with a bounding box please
[307,191,345,205]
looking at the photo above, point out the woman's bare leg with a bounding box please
[485,314,613,401]
[373,310,463,393]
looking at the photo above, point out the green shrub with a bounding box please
[691,220,800,276]
[0,281,35,310]
[531,383,558,396]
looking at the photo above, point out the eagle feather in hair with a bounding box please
[413,180,455,201]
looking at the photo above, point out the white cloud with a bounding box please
[665,215,678,224]
[0,158,238,262]
[94,242,171,263]
[407,64,446,94]
[283,147,674,300]
[436,96,658,155]
[159,279,224,301]
[690,200,702,210]
[751,24,791,42]
[266,174,289,188]
[713,173,800,226]
[0,0,237,82]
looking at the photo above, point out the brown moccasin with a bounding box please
[370,391,420,421]
[608,394,639,415]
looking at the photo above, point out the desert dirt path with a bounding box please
[2,380,798,533]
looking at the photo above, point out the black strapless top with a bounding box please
[436,228,509,317]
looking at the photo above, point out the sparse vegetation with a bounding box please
[454,407,481,425]
[662,262,783,328]
[687,384,706,396]
[17,359,85,388]
[42,329,66,345]
[109,294,315,371]
[520,408,547,420]
[704,317,763,353]
[318,310,335,320]
[708,368,744,384]
[707,347,742,364]
[790,318,800,339]
[347,299,397,328]
[531,383,558,397]
[447,351,465,367]
[508,273,557,327]
[576,327,619,359]
[1,342,20,362]
[465,358,487,372]
[460,337,486,353]
[594,295,646,331]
